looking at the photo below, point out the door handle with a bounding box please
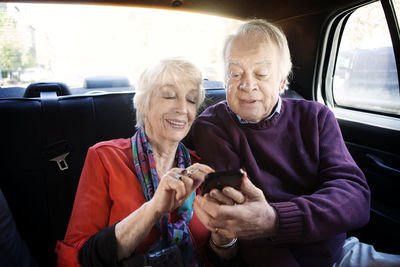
[366,154,400,175]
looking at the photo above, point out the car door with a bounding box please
[317,0,400,254]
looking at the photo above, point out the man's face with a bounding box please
[225,35,285,123]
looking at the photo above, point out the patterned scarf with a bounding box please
[131,127,197,266]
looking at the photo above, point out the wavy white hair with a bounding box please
[133,58,204,127]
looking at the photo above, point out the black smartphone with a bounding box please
[201,170,243,195]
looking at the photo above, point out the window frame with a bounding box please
[315,0,400,130]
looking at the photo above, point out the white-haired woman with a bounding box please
[56,58,214,267]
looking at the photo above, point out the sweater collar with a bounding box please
[231,97,282,124]
[225,98,284,129]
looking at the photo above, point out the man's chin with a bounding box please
[237,113,261,123]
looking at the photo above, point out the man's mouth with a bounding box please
[240,99,258,104]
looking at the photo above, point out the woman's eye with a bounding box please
[187,98,196,104]
[163,96,175,99]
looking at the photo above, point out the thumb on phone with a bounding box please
[240,170,264,200]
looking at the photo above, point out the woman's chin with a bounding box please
[165,131,189,143]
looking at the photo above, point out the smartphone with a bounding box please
[201,169,243,195]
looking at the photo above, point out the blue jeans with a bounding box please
[333,237,400,267]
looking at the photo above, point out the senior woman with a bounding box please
[55,58,214,267]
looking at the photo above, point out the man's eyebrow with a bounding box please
[161,84,176,88]
[228,60,271,67]
[255,60,272,66]
[228,60,242,67]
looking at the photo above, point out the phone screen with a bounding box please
[201,169,243,195]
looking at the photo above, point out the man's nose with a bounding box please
[239,74,256,92]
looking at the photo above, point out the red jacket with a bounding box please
[55,138,209,266]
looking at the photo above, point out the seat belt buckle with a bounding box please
[50,152,70,171]
[42,140,72,171]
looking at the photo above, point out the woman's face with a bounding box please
[143,76,199,146]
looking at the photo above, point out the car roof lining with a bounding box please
[5,0,371,22]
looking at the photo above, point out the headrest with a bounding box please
[84,76,131,89]
[24,82,71,98]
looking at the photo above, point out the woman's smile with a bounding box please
[166,118,186,129]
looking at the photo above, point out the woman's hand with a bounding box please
[149,163,214,218]
[115,163,213,259]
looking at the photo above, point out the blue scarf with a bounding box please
[131,127,197,266]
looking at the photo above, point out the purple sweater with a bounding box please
[192,99,370,267]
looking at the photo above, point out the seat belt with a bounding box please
[40,91,72,170]
[39,91,74,265]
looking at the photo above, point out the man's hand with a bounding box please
[194,171,278,240]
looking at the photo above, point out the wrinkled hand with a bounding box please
[149,163,214,218]
[194,171,278,240]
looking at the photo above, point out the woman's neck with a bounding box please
[150,139,179,179]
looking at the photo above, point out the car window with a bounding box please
[0,3,242,93]
[394,0,400,17]
[333,0,400,116]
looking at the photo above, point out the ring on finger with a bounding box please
[215,228,219,234]
[181,168,192,177]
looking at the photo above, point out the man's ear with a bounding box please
[279,80,287,94]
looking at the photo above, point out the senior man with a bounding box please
[192,19,371,266]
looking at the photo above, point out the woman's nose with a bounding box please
[175,97,188,113]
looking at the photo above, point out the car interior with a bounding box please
[0,0,399,266]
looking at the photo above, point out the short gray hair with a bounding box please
[223,19,292,81]
[133,58,204,127]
